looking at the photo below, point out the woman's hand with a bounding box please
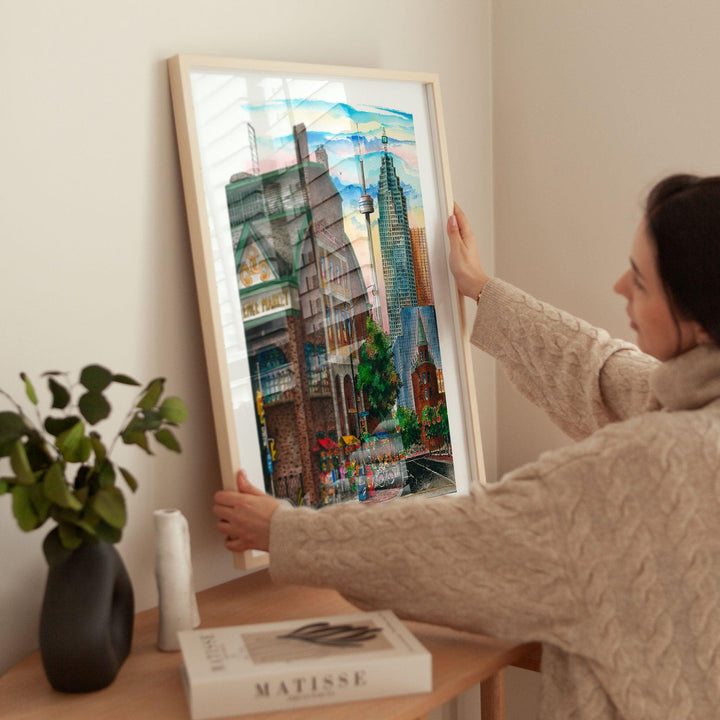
[212,470,281,553]
[447,203,490,300]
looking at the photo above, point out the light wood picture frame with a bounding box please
[168,55,485,568]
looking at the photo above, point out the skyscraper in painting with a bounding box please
[376,131,418,341]
[410,227,434,306]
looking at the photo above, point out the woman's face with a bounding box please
[614,221,704,360]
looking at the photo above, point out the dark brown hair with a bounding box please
[645,174,720,346]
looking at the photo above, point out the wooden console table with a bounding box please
[0,569,539,720]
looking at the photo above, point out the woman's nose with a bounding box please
[614,270,630,298]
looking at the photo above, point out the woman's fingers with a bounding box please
[453,202,473,243]
[211,470,280,553]
[447,203,490,299]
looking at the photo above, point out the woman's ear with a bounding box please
[692,322,713,346]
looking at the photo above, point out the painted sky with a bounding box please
[236,95,426,245]
[214,76,430,329]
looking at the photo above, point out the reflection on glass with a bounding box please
[196,71,456,507]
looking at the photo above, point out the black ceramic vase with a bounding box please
[39,541,134,693]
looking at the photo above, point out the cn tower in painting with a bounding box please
[355,126,382,327]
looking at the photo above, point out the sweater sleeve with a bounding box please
[472,279,660,438]
[269,466,581,647]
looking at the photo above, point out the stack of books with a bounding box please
[178,609,432,719]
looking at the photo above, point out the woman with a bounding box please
[213,174,720,720]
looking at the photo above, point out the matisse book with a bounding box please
[177,609,432,719]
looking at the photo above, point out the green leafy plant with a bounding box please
[0,365,188,566]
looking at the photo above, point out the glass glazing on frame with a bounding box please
[188,66,467,509]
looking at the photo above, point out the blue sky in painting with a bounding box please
[241,97,425,238]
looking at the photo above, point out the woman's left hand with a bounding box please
[447,202,490,300]
[212,469,281,553]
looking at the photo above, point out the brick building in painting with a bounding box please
[225,124,369,506]
[394,305,447,452]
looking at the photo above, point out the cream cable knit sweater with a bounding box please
[270,279,720,720]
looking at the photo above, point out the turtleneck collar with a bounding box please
[650,344,720,411]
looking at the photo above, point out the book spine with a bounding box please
[188,654,432,719]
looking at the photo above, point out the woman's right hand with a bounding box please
[447,203,490,300]
[213,470,281,553]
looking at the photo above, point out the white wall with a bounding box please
[493,1,720,716]
[0,0,494,676]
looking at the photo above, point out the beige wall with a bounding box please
[0,0,494,676]
[493,2,720,715]
[5,1,719,715]
[494,0,720,472]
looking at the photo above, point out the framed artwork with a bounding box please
[168,55,485,567]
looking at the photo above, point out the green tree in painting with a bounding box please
[395,406,421,448]
[357,317,400,421]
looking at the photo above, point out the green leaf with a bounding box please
[44,462,83,511]
[11,485,39,530]
[56,503,97,536]
[139,409,162,431]
[155,428,181,453]
[0,411,26,445]
[119,467,138,492]
[90,433,107,466]
[90,487,126,529]
[56,420,83,452]
[74,485,89,505]
[74,465,90,491]
[79,390,111,425]
[94,521,122,544]
[56,421,91,463]
[97,461,115,489]
[0,478,9,494]
[121,426,152,454]
[29,483,51,525]
[47,377,71,409]
[24,433,52,472]
[45,415,81,438]
[43,528,73,567]
[51,504,87,525]
[69,517,97,536]
[113,373,140,386]
[10,441,36,486]
[0,438,15,458]
[81,504,99,525]
[159,396,188,425]
[77,437,92,463]
[80,365,113,392]
[20,373,37,405]
[58,522,83,550]
[137,378,165,410]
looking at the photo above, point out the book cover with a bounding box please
[177,609,432,719]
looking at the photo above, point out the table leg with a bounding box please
[480,669,505,720]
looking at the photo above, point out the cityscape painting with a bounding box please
[169,57,483,563]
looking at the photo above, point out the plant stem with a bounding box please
[107,386,147,457]
[0,388,24,414]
